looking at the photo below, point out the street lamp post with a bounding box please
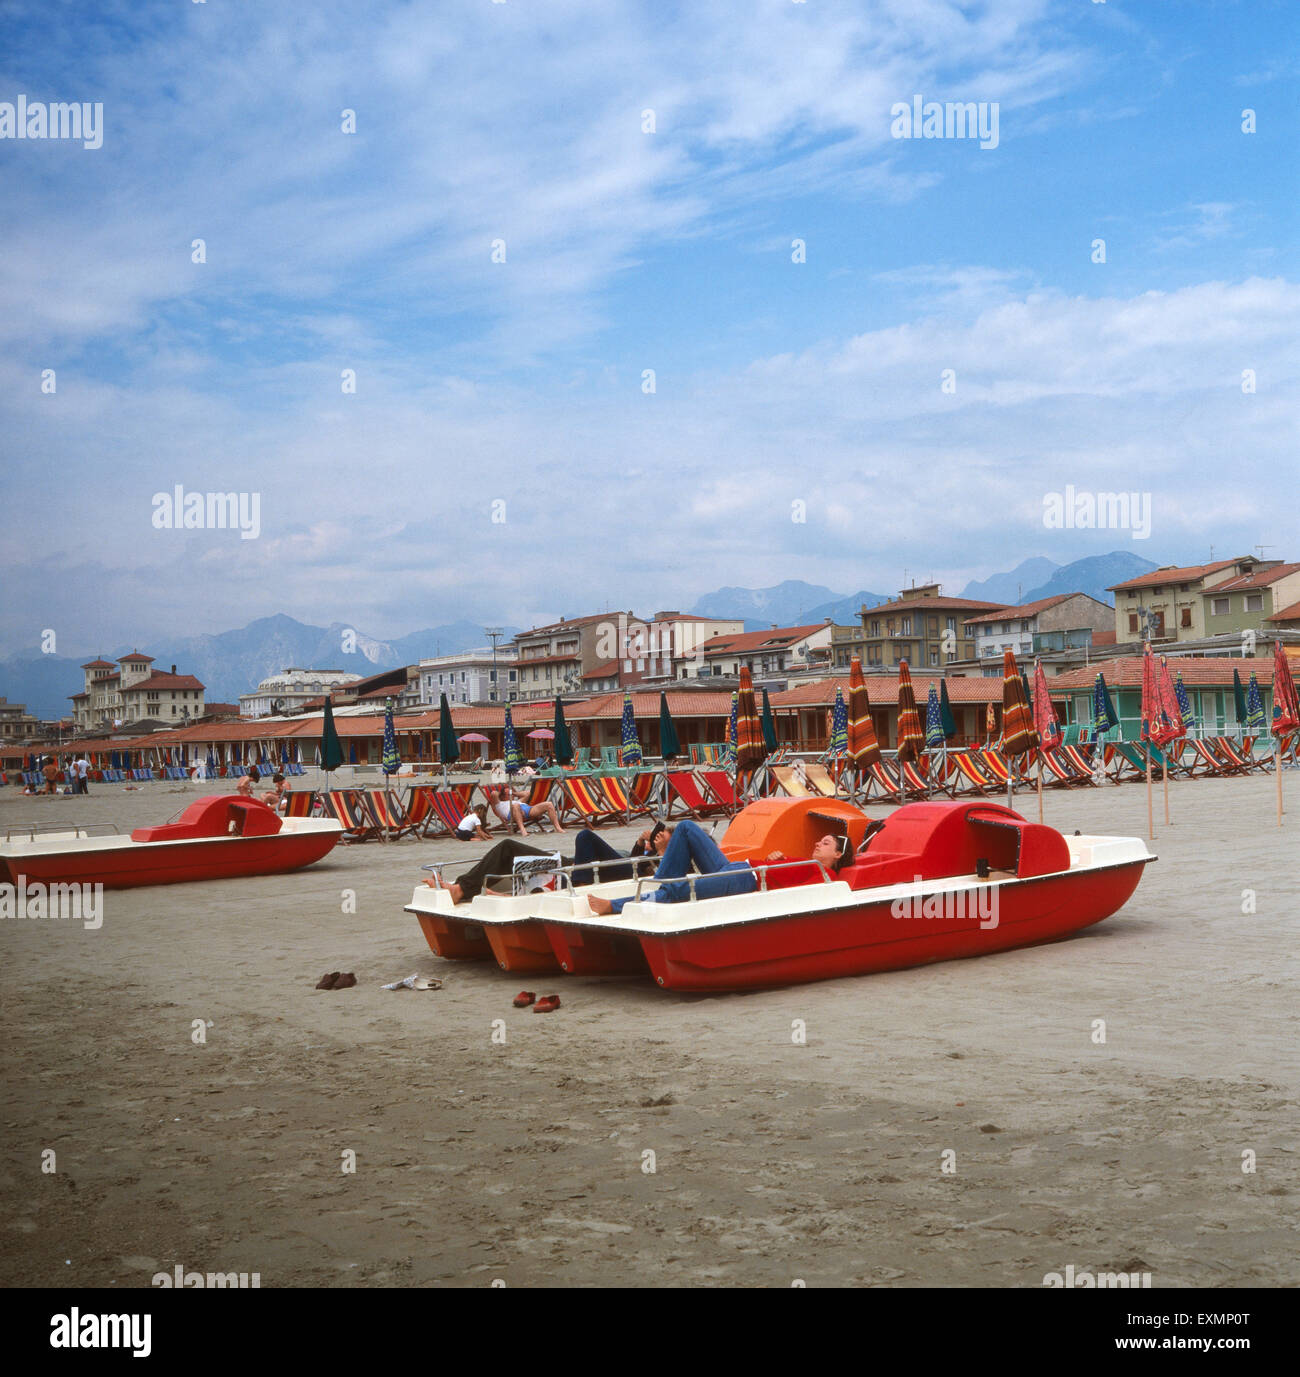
[485,627,503,704]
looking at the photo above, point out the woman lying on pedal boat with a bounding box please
[586,819,854,916]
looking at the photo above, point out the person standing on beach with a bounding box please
[42,759,60,794]
[75,755,90,794]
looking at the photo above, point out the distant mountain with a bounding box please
[1019,551,1160,608]
[961,557,1061,605]
[693,580,890,630]
[0,614,518,719]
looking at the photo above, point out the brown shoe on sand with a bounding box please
[316,972,341,989]
[333,973,357,989]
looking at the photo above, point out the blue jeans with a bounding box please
[609,820,755,913]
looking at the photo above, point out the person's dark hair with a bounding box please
[829,833,854,873]
[247,764,260,782]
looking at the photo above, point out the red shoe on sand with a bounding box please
[512,991,536,1008]
[533,995,561,1014]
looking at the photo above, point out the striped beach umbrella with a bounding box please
[1245,673,1267,733]
[759,687,779,754]
[1000,650,1037,757]
[381,698,401,777]
[1157,657,1185,745]
[895,661,924,763]
[1173,671,1196,730]
[726,692,738,767]
[1272,641,1300,735]
[734,667,765,771]
[1032,660,1063,753]
[503,703,523,773]
[657,692,680,761]
[924,684,945,751]
[553,697,573,766]
[845,656,880,771]
[619,691,643,766]
[828,686,848,757]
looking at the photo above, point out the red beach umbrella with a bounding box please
[1271,641,1299,827]
[895,660,924,763]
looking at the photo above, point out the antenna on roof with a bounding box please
[1255,544,1275,559]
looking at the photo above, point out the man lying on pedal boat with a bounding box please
[425,824,675,906]
[586,819,854,916]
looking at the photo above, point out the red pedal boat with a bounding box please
[405,798,1154,990]
[0,796,343,889]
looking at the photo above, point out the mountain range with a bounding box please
[1,551,1163,719]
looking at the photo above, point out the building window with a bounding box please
[929,649,939,666]
[870,621,880,637]
[1211,597,1229,616]
[1128,613,1139,632]
[900,617,912,635]
[1245,593,1263,612]
[1180,607,1192,628]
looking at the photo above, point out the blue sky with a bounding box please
[1,0,1296,655]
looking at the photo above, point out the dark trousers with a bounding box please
[571,829,656,887]
[454,839,568,902]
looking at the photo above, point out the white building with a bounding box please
[240,668,361,718]
[418,646,519,705]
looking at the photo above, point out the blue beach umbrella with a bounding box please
[829,686,848,756]
[381,697,401,777]
[726,692,738,766]
[502,703,522,773]
[925,683,946,752]
[1245,673,1266,733]
[1092,673,1117,742]
[348,743,358,765]
[1173,671,1196,731]
[619,692,643,766]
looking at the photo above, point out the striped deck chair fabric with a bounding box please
[322,789,378,841]
[561,776,622,825]
[947,750,998,795]
[282,789,317,817]
[1214,737,1269,774]
[629,771,660,812]
[976,748,1025,787]
[1061,743,1101,780]
[422,787,473,836]
[898,756,933,798]
[1034,749,1086,788]
[663,770,722,818]
[360,788,414,841]
[599,775,650,819]
[864,758,904,803]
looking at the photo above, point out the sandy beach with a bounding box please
[1,772,1296,1289]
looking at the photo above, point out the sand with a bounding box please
[1,769,1296,1288]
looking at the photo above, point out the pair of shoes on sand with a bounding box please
[513,991,560,1013]
[316,971,357,990]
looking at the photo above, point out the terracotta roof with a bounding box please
[1052,655,1275,691]
[68,692,89,700]
[1267,599,1300,623]
[122,672,204,692]
[81,659,116,669]
[582,660,619,679]
[202,703,241,716]
[861,595,1008,616]
[1206,562,1300,593]
[1107,559,1240,592]
[963,594,1077,627]
[700,624,829,656]
[772,675,1012,707]
[119,652,155,662]
[516,652,581,667]
[516,613,613,637]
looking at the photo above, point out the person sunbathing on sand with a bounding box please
[586,821,852,916]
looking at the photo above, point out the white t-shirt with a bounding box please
[456,815,480,837]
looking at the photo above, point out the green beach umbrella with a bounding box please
[759,687,779,753]
[658,692,681,760]
[553,697,573,765]
[1232,669,1248,727]
[438,692,459,769]
[938,679,957,738]
[320,695,344,775]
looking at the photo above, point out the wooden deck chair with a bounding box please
[321,789,378,841]
[282,789,317,818]
[1213,737,1270,774]
[698,769,737,811]
[946,750,998,795]
[771,764,815,797]
[1033,749,1087,788]
[898,756,934,799]
[421,787,473,836]
[629,770,660,812]
[663,770,722,818]
[1179,739,1226,778]
[1061,743,1101,781]
[360,788,418,841]
[561,776,623,825]
[976,747,1028,788]
[863,758,904,803]
[801,762,842,798]
[599,774,651,820]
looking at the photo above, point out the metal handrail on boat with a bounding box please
[632,858,833,903]
[3,821,121,842]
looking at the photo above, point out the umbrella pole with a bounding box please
[1036,752,1044,824]
[1277,743,1284,827]
[1162,756,1170,827]
[1145,744,1154,840]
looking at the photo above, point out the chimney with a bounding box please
[771,622,778,630]
[171,665,177,674]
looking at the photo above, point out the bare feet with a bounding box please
[588,895,614,916]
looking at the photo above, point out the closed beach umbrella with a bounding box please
[658,692,681,761]
[438,693,459,769]
[381,697,401,778]
[985,701,997,742]
[348,743,358,765]
[1032,660,1063,753]
[896,661,924,763]
[618,691,643,767]
[553,697,574,766]
[726,693,738,767]
[760,687,779,754]
[1272,641,1300,735]
[1245,673,1266,733]
[828,686,848,756]
[1156,657,1185,746]
[734,667,765,772]
[1000,650,1037,757]
[924,684,945,752]
[1173,671,1196,731]
[845,657,880,777]
[320,696,344,787]
[1092,672,1117,741]
[939,679,957,739]
[1232,669,1249,730]
[1139,644,1164,837]
[503,703,523,773]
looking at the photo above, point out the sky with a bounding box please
[1,0,1296,656]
